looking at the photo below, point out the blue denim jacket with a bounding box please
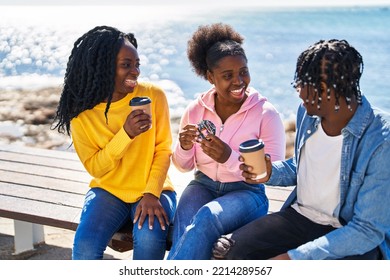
[268,96,390,260]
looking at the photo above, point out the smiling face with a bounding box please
[113,39,140,101]
[207,54,250,106]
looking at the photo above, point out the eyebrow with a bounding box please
[219,66,248,74]
[118,57,140,63]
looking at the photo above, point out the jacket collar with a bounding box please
[342,96,373,138]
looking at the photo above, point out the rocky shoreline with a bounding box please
[0,87,295,158]
[0,87,70,150]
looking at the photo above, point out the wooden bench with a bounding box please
[0,144,292,255]
[0,144,88,254]
[0,144,148,254]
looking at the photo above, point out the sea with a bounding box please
[1,4,389,121]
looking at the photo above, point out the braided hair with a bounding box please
[52,25,138,135]
[293,39,363,111]
[187,23,246,80]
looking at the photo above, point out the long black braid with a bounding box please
[187,23,246,80]
[293,39,363,111]
[52,25,138,135]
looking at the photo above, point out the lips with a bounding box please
[125,79,137,88]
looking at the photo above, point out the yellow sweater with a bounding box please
[71,82,174,202]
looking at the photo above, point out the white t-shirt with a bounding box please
[292,122,343,228]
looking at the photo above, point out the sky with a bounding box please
[0,0,390,6]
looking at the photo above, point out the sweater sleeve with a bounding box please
[71,118,132,178]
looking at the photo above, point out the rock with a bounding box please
[0,87,69,149]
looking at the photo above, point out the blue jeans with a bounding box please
[72,187,176,260]
[167,171,268,260]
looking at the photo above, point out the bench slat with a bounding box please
[0,170,89,194]
[0,160,90,183]
[0,150,85,171]
[265,186,293,213]
[265,186,293,201]
[0,144,77,160]
[0,182,85,208]
[0,195,81,231]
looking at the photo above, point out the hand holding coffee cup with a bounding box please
[130,97,152,130]
[239,139,267,180]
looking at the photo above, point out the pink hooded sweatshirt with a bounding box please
[173,87,286,182]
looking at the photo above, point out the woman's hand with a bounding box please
[133,193,169,231]
[200,134,232,163]
[239,154,272,184]
[178,124,199,150]
[123,109,152,139]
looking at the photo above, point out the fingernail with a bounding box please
[149,225,153,230]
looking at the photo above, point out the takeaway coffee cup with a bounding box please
[130,96,152,129]
[239,139,267,180]
[129,96,152,116]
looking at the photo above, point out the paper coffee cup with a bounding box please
[130,96,152,129]
[129,96,152,116]
[239,139,267,180]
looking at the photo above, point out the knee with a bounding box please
[193,204,223,231]
[132,227,168,259]
[133,224,167,247]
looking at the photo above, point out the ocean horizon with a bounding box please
[1,4,389,121]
